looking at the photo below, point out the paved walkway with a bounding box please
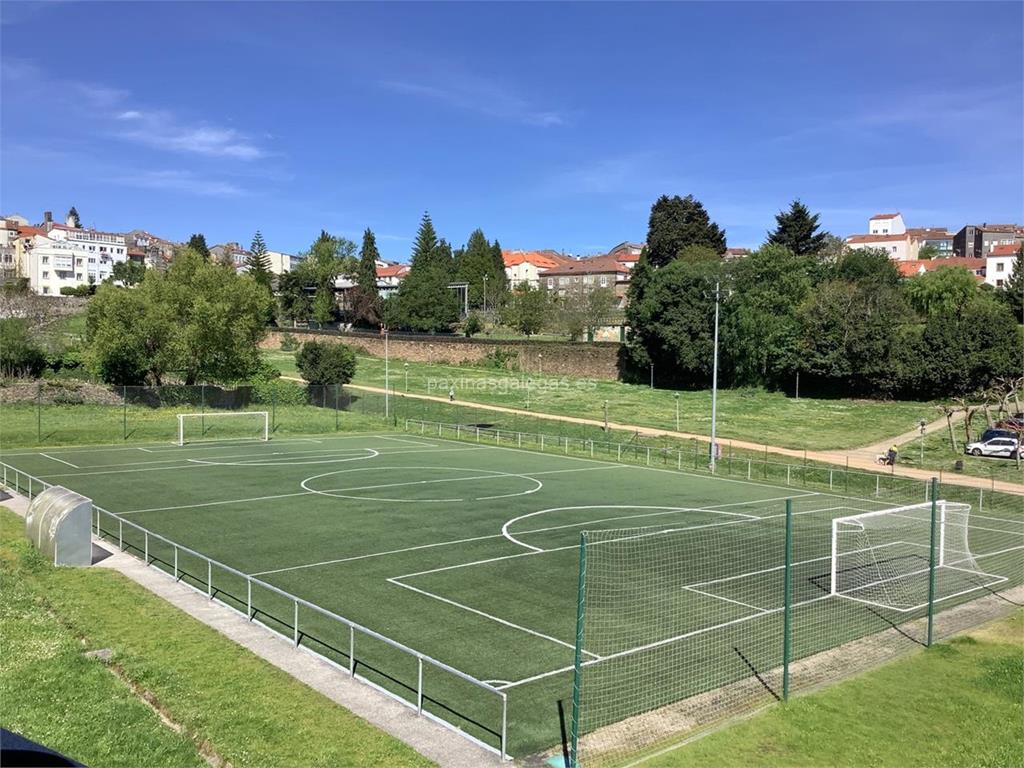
[317,380,1023,496]
[2,491,501,768]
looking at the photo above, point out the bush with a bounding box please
[463,313,484,338]
[295,340,357,385]
[60,284,94,297]
[0,319,46,378]
[279,332,299,352]
[251,377,307,406]
[481,347,518,371]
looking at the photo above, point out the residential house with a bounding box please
[210,242,251,268]
[906,228,954,259]
[985,244,1019,289]
[846,233,911,261]
[896,257,986,280]
[539,254,631,308]
[124,229,177,270]
[376,262,409,297]
[502,249,574,288]
[265,250,300,276]
[868,213,906,235]
[953,223,1020,258]
[18,231,127,295]
[724,247,751,261]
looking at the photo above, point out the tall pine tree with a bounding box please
[767,200,827,256]
[352,228,382,327]
[245,230,273,290]
[393,213,459,331]
[67,206,82,228]
[454,229,506,310]
[645,195,726,268]
[187,234,211,260]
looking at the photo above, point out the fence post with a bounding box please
[786,465,791,485]
[747,459,751,480]
[783,499,793,701]
[37,382,42,444]
[207,560,212,598]
[294,600,300,646]
[247,578,252,619]
[349,625,356,675]
[174,546,178,580]
[569,532,588,768]
[335,384,339,431]
[123,385,128,440]
[979,488,983,513]
[417,656,424,714]
[926,477,939,647]
[119,518,123,550]
[144,532,148,564]
[646,447,650,465]
[501,694,508,761]
[271,386,277,432]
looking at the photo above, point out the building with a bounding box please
[124,230,177,270]
[985,244,1020,289]
[868,213,906,235]
[724,247,751,261]
[846,233,911,261]
[376,262,409,296]
[896,257,986,280]
[906,228,954,259]
[953,224,1020,258]
[502,249,574,288]
[265,250,300,276]
[539,254,631,307]
[17,232,127,295]
[210,242,251,268]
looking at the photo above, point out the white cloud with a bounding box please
[111,170,244,197]
[113,110,265,160]
[382,73,566,127]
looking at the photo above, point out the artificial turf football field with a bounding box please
[3,427,1022,759]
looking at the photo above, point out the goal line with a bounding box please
[176,411,269,446]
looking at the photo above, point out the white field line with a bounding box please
[57,446,382,470]
[39,453,79,469]
[386,577,600,659]
[682,585,771,614]
[377,436,439,447]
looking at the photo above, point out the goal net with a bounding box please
[830,501,1005,612]
[177,411,269,446]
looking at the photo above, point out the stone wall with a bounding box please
[263,329,622,380]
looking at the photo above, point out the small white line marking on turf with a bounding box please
[39,453,79,469]
[681,586,771,614]
[377,436,439,447]
[119,490,315,515]
[387,577,601,659]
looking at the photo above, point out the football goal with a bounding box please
[176,411,269,446]
[830,501,1005,612]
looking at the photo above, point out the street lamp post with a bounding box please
[919,419,927,466]
[526,378,532,410]
[710,280,721,472]
[674,392,680,432]
[650,363,654,389]
[538,353,543,375]
[482,275,488,314]
[404,362,409,393]
[384,328,390,420]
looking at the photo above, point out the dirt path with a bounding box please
[291,378,1022,496]
[856,410,965,457]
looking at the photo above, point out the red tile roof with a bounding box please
[906,227,952,239]
[542,254,630,277]
[870,213,901,220]
[376,264,409,278]
[897,258,986,278]
[17,225,46,238]
[989,244,1021,257]
[502,250,572,270]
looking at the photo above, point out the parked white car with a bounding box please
[964,436,1020,459]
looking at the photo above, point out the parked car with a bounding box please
[964,436,1020,459]
[980,428,1018,442]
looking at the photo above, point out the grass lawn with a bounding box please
[263,350,938,452]
[646,611,1024,768]
[0,506,433,768]
[896,430,1024,487]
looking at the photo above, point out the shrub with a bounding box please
[463,313,484,338]
[60,285,94,297]
[295,340,357,385]
[251,377,307,406]
[481,347,518,371]
[279,332,299,352]
[0,319,46,378]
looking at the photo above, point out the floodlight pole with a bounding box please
[674,393,680,432]
[404,362,409,393]
[710,280,721,473]
[384,328,390,420]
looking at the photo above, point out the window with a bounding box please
[42,287,49,294]
[76,273,82,280]
[546,278,554,288]
[996,262,1005,272]
[42,256,49,264]
[599,275,609,287]
[573,276,580,283]
[996,279,1004,287]
[583,275,594,284]
[559,277,568,286]
[42,271,48,278]
[88,258,96,263]
[891,246,897,253]
[76,258,83,265]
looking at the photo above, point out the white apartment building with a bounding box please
[19,231,127,295]
[265,250,300,275]
[867,213,906,235]
[985,244,1019,289]
[847,213,911,260]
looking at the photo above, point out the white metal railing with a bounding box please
[403,418,1016,513]
[0,461,508,760]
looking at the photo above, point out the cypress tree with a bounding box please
[352,228,382,327]
[767,200,828,256]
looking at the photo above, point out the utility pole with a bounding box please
[674,392,680,432]
[710,280,721,472]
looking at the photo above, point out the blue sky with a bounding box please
[2,2,1021,261]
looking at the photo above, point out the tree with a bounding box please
[455,229,506,310]
[463,313,484,338]
[295,340,357,385]
[904,266,978,317]
[998,245,1024,323]
[0,318,46,377]
[245,230,273,290]
[490,240,509,306]
[392,213,459,332]
[836,248,901,287]
[67,206,82,228]
[187,234,211,260]
[645,194,727,268]
[112,260,146,287]
[276,270,312,326]
[766,200,827,257]
[86,247,273,385]
[295,231,357,326]
[351,228,382,327]
[552,288,617,341]
[918,243,940,260]
[501,282,550,337]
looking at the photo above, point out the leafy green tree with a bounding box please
[245,230,273,290]
[490,240,509,306]
[645,194,727,268]
[187,234,211,260]
[904,267,978,317]
[463,312,484,337]
[455,229,506,310]
[86,248,272,385]
[836,247,901,287]
[0,318,46,377]
[112,260,146,287]
[295,340,357,385]
[766,200,827,256]
[276,270,312,325]
[552,288,617,341]
[295,231,357,326]
[724,245,814,386]
[67,206,82,228]
[814,233,847,263]
[393,213,459,331]
[351,229,382,327]
[917,243,940,260]
[998,245,1024,322]
[501,282,550,337]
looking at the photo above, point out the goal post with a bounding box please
[830,501,1004,612]
[176,411,269,446]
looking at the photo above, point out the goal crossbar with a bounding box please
[176,411,269,446]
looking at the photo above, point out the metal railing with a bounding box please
[0,461,508,760]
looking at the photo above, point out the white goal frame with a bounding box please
[176,411,269,446]
[829,500,1006,612]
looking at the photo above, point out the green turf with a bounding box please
[645,611,1024,768]
[3,429,1021,758]
[264,349,940,451]
[0,507,432,768]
